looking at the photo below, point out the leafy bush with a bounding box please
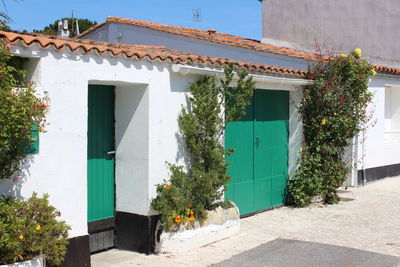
[0,41,48,179]
[151,64,255,231]
[288,49,374,206]
[0,193,70,265]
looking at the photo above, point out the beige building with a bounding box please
[260,0,400,67]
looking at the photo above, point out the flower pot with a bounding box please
[0,257,45,267]
[155,203,240,253]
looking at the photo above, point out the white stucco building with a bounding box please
[1,11,400,267]
[0,30,311,266]
[79,16,400,187]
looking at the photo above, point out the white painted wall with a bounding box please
[82,22,308,70]
[0,44,181,238]
[4,38,398,243]
[114,83,149,215]
[0,43,306,241]
[357,76,400,173]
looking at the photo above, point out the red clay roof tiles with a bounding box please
[78,16,323,62]
[78,16,400,76]
[0,31,308,78]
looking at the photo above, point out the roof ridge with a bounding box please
[79,16,325,61]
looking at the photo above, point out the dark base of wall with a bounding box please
[58,235,91,267]
[357,163,400,186]
[116,212,160,255]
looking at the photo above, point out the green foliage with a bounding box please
[151,64,255,231]
[0,42,47,180]
[288,49,374,206]
[0,193,70,265]
[33,18,97,37]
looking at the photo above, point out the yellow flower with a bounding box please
[174,215,182,223]
[18,234,24,240]
[339,53,347,58]
[188,215,195,222]
[333,112,337,116]
[36,225,41,230]
[354,48,362,58]
[321,119,327,125]
[371,69,377,76]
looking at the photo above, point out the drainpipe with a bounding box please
[171,64,313,87]
[361,129,366,186]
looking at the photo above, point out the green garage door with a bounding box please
[225,89,289,215]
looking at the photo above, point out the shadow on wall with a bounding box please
[0,155,34,199]
[169,73,198,169]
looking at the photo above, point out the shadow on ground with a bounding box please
[212,238,400,267]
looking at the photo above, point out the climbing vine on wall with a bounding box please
[0,42,48,180]
[151,64,255,231]
[287,48,375,206]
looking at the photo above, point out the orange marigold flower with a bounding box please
[165,184,171,189]
[174,215,182,223]
[188,215,195,222]
[190,209,194,215]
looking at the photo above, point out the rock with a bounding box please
[206,208,224,225]
[223,207,240,222]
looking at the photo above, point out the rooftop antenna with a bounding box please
[193,8,201,28]
[71,10,75,37]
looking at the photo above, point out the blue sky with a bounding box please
[5,0,262,40]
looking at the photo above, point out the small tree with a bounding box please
[0,41,47,180]
[151,64,255,231]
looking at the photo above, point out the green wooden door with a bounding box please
[87,85,115,222]
[225,89,289,215]
[225,104,255,215]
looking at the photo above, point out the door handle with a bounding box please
[255,137,259,148]
[107,151,115,155]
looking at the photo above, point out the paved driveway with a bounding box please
[92,177,400,266]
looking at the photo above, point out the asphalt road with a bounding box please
[212,238,400,267]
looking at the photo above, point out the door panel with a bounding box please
[225,103,254,214]
[225,89,289,215]
[254,90,289,209]
[88,85,115,222]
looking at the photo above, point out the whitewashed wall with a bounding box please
[357,76,400,170]
[0,45,188,239]
[0,43,310,240]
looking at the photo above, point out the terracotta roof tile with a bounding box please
[78,16,400,77]
[0,31,308,78]
[78,16,323,62]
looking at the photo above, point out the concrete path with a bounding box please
[91,177,400,267]
[213,238,400,267]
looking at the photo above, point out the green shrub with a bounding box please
[288,49,374,206]
[0,41,48,180]
[151,64,255,231]
[0,193,70,265]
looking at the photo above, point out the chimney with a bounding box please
[57,19,70,38]
[207,29,217,35]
